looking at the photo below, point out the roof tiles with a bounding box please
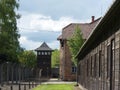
[35,42,52,51]
[58,17,101,40]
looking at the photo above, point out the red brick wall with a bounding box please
[59,40,76,81]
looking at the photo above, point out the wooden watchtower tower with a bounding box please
[35,42,52,77]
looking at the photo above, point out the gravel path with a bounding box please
[74,86,82,90]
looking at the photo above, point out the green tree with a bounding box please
[19,50,37,68]
[51,49,60,68]
[68,25,84,66]
[0,0,21,62]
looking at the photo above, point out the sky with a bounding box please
[17,0,113,50]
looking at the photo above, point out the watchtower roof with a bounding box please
[35,42,52,51]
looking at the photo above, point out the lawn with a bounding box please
[32,84,74,90]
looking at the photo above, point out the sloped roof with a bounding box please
[35,42,52,51]
[76,0,120,59]
[57,35,62,40]
[57,17,101,40]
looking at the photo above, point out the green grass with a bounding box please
[32,84,74,90]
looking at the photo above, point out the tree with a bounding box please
[51,49,60,68]
[19,50,37,68]
[0,0,21,62]
[68,25,84,66]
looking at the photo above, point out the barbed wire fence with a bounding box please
[0,62,42,90]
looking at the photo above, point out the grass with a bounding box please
[32,84,74,90]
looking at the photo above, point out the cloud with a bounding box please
[19,36,41,50]
[20,30,60,42]
[18,11,81,32]
[19,36,59,50]
[19,0,113,22]
[17,12,95,50]
[17,0,113,50]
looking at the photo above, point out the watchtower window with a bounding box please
[48,52,51,55]
[42,52,44,55]
[45,52,47,55]
[39,52,41,55]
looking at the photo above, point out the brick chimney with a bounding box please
[91,16,95,22]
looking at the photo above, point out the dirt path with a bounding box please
[74,86,82,90]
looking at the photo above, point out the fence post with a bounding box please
[16,64,18,84]
[0,65,1,84]
[1,63,5,87]
[7,62,13,90]
[29,81,30,89]
[28,68,31,89]
[6,62,10,85]
[31,68,33,88]
[19,64,21,90]
[10,85,13,90]
[19,83,21,90]
[11,63,16,90]
[24,84,26,90]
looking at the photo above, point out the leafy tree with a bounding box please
[19,50,37,68]
[68,25,84,66]
[0,0,21,62]
[51,49,60,68]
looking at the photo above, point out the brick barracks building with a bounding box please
[57,16,100,81]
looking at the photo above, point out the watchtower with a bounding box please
[35,42,52,77]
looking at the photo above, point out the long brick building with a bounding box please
[76,0,120,90]
[57,17,100,81]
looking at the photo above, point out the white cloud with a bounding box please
[17,11,82,32]
[19,36,59,50]
[19,36,41,50]
[48,41,59,50]
[17,0,113,50]
[17,11,91,50]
